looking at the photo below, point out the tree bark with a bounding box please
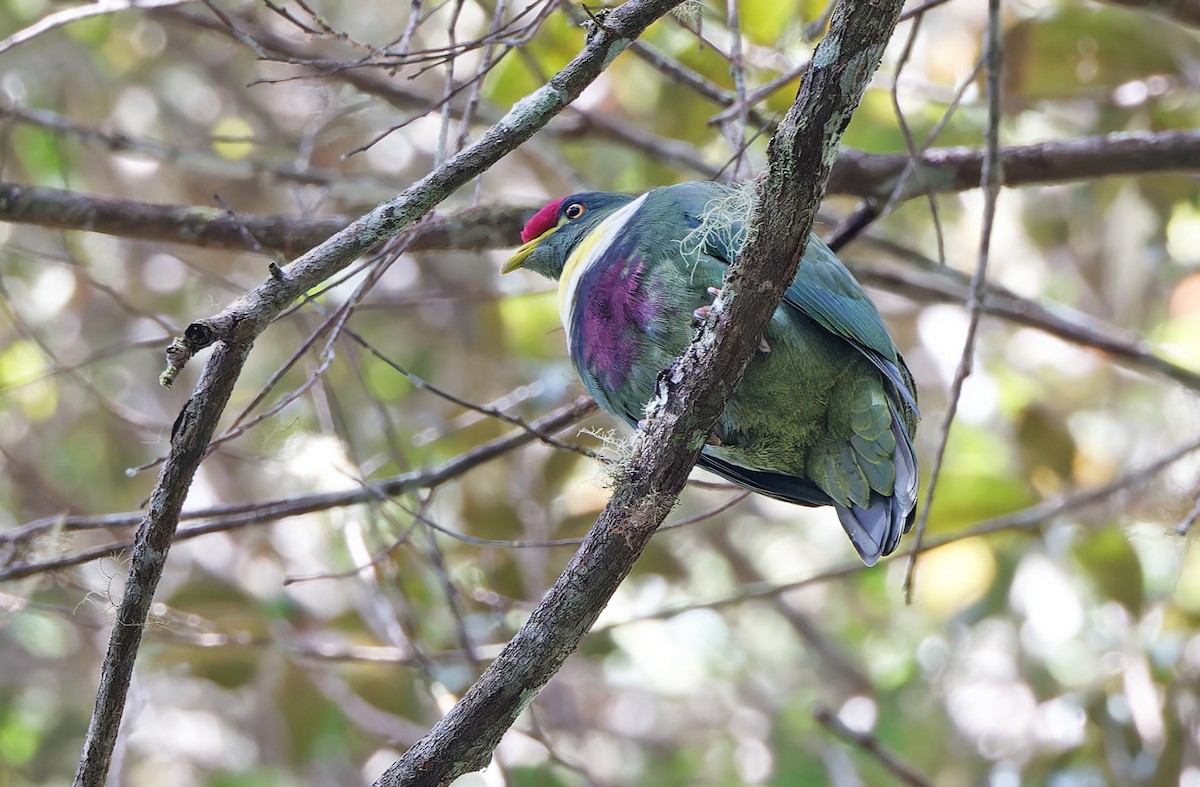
[372,1,908,784]
[4,131,1197,255]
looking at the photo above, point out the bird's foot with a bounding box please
[692,287,724,324]
[695,287,771,353]
[705,431,722,446]
[696,285,768,350]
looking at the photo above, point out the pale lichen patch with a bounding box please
[678,182,756,281]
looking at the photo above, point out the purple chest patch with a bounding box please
[570,254,660,392]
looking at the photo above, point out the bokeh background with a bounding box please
[2,0,1200,784]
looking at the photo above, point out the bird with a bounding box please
[502,181,919,565]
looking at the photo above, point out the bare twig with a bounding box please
[825,130,1200,201]
[73,341,250,787]
[0,591,492,665]
[2,395,595,557]
[0,181,530,256]
[0,439,749,583]
[903,0,1004,602]
[1176,489,1200,536]
[851,258,1200,392]
[5,131,1197,255]
[0,102,374,190]
[607,432,1200,625]
[814,704,934,787]
[720,0,750,181]
[708,529,873,697]
[0,0,196,56]
[0,279,168,433]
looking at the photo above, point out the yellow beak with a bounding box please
[501,226,556,274]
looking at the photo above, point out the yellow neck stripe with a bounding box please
[558,195,648,351]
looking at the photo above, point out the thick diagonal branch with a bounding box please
[372,2,907,785]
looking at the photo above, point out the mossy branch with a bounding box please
[373,1,908,785]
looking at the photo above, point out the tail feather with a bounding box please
[698,400,918,567]
[835,411,918,565]
[696,453,833,508]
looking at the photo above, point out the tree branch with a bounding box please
[0,397,596,583]
[73,340,249,787]
[372,1,907,784]
[814,704,933,787]
[0,0,197,56]
[1099,0,1200,27]
[607,432,1200,626]
[4,131,1195,256]
[853,259,1200,392]
[68,2,687,784]
[825,130,1200,201]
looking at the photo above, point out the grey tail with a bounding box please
[835,412,919,566]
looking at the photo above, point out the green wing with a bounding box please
[673,180,916,414]
[785,235,898,363]
[672,181,895,357]
[668,181,920,563]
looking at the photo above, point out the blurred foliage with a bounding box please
[1,0,1200,786]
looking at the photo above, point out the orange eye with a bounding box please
[564,202,586,220]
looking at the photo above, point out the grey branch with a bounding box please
[69,2,687,785]
[1099,0,1200,26]
[0,181,529,256]
[827,130,1200,201]
[629,432,1200,623]
[372,1,907,784]
[0,396,596,583]
[852,257,1200,392]
[3,131,1196,255]
[0,0,196,56]
[814,704,934,787]
[7,241,1196,586]
[74,341,250,787]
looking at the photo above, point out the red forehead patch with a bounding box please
[521,198,564,243]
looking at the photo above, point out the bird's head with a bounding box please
[502,192,634,280]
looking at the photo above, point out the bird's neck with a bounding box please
[559,194,648,350]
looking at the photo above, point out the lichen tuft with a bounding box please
[678,182,757,280]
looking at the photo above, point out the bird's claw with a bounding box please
[694,286,771,352]
[692,287,723,324]
[705,432,722,446]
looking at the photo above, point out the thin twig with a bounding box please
[814,704,934,787]
[903,0,1004,603]
[0,0,197,56]
[1,397,597,583]
[850,257,1200,392]
[1176,489,1200,536]
[73,341,251,787]
[605,432,1200,625]
[5,131,1198,255]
